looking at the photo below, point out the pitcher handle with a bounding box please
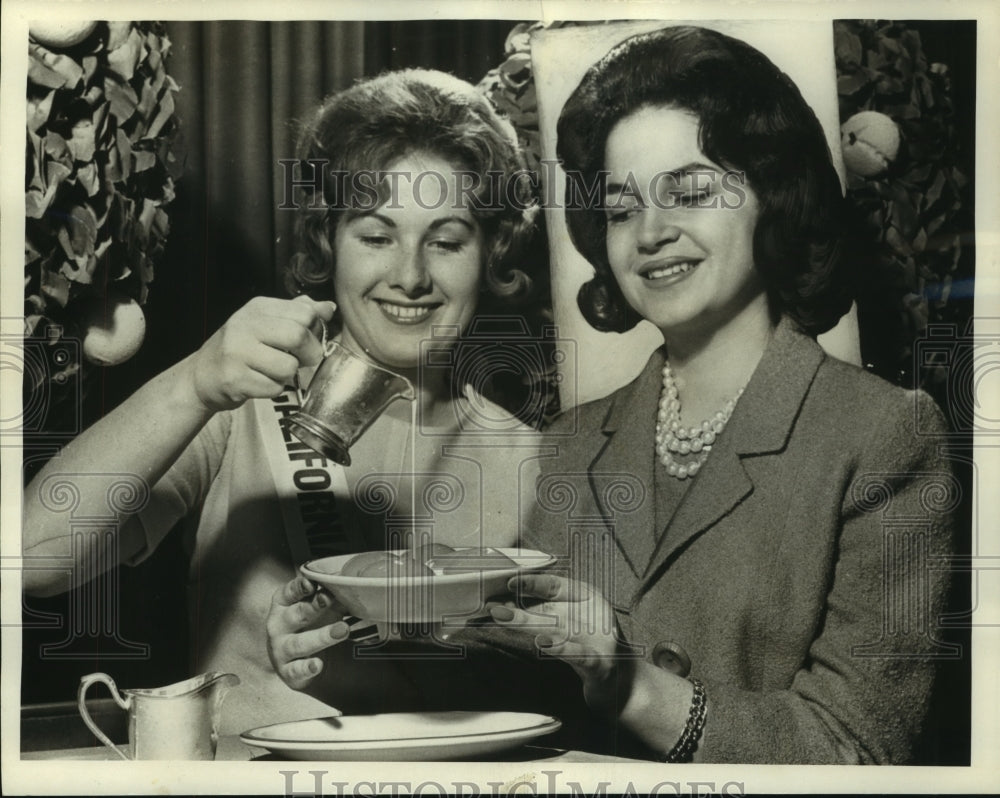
[78,672,130,760]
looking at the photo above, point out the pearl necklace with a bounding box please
[654,363,745,480]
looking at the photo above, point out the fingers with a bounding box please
[489,599,618,689]
[488,602,594,659]
[220,367,288,404]
[281,620,351,662]
[269,578,345,634]
[281,655,325,690]
[286,296,337,363]
[487,575,594,636]
[276,575,317,608]
[293,294,338,323]
[274,621,350,690]
[533,634,591,669]
[507,573,589,602]
[253,304,328,367]
[268,577,350,691]
[243,296,335,346]
[488,601,559,640]
[244,341,301,385]
[191,296,338,410]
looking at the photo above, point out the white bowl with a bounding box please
[300,548,555,623]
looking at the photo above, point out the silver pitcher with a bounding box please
[283,340,415,465]
[78,671,239,760]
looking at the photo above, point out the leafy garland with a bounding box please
[833,20,970,391]
[476,22,554,177]
[478,21,973,393]
[24,21,181,401]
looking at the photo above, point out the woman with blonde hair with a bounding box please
[24,68,547,732]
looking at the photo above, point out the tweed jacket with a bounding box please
[524,318,956,764]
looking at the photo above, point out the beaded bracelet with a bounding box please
[663,678,707,763]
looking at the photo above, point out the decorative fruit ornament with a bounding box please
[28,21,98,49]
[77,292,147,366]
[841,111,901,177]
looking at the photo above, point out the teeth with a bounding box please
[645,262,696,279]
[379,302,432,320]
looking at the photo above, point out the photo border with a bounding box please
[3,0,998,794]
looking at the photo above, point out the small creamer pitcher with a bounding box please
[284,339,415,465]
[77,671,239,760]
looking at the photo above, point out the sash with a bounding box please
[254,382,362,564]
[254,382,381,642]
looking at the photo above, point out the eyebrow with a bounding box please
[346,212,476,232]
[605,161,720,198]
[428,216,477,233]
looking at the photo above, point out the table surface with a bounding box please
[21,735,639,763]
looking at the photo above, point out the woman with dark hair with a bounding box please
[23,69,546,733]
[560,26,855,339]
[487,26,956,764]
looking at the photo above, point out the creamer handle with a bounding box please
[77,673,130,760]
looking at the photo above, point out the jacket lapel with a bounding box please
[635,319,826,596]
[588,349,665,579]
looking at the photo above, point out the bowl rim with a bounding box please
[300,547,556,586]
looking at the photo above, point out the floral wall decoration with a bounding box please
[478,20,974,394]
[833,20,971,391]
[476,22,551,177]
[24,21,182,414]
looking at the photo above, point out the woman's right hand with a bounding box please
[188,295,336,412]
[267,575,351,691]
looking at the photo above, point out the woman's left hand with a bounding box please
[267,575,351,691]
[488,573,626,713]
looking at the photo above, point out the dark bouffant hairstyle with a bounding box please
[287,69,538,316]
[557,25,857,337]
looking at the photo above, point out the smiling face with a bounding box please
[603,106,769,342]
[333,152,484,371]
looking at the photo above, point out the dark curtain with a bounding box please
[147,21,367,370]
[364,20,518,81]
[140,20,518,373]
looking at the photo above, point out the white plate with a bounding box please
[300,548,556,623]
[240,711,562,761]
